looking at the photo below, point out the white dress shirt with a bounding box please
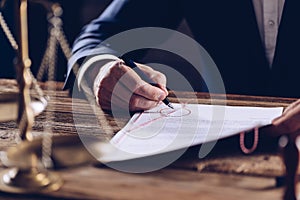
[252,0,285,66]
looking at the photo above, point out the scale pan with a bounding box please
[0,92,47,122]
[0,134,102,169]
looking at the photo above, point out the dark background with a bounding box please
[0,0,112,81]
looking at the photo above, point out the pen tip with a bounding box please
[168,103,174,109]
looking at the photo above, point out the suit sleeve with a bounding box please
[64,0,183,90]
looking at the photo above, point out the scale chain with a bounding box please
[0,11,18,50]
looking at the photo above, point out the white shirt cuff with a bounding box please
[77,54,119,90]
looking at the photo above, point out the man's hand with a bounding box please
[93,60,168,111]
[268,99,300,136]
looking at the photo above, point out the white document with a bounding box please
[103,103,283,162]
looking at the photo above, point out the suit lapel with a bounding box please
[244,0,269,68]
[273,0,298,67]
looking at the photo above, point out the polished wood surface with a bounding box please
[0,79,298,200]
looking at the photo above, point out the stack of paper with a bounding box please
[100,103,283,163]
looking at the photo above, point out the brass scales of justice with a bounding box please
[0,0,111,193]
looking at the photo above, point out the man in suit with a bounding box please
[65,0,300,136]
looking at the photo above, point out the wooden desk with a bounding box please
[0,79,297,200]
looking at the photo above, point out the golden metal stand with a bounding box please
[0,133,101,193]
[0,168,62,193]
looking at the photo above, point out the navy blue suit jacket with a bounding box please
[65,0,300,98]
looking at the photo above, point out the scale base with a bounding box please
[0,168,63,194]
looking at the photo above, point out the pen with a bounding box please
[120,55,174,109]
